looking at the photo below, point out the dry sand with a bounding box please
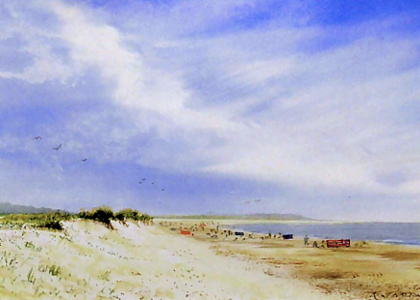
[161,219,420,300]
[0,220,419,299]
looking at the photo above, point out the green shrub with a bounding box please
[37,213,71,231]
[115,208,153,224]
[78,206,115,228]
[115,208,140,221]
[41,218,63,230]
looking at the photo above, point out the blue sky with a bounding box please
[0,0,419,221]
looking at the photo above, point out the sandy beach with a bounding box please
[0,220,419,299]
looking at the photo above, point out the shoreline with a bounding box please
[155,218,420,224]
[155,218,420,247]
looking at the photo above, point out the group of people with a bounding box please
[304,235,326,248]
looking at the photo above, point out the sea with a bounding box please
[226,222,420,246]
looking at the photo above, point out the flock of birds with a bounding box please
[34,135,87,162]
[32,135,166,192]
[33,136,267,200]
[244,199,263,205]
[138,178,165,192]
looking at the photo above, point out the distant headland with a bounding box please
[0,202,63,214]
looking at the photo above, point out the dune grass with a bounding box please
[0,206,153,231]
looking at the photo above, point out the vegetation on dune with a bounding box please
[78,206,153,228]
[115,208,152,223]
[0,206,153,230]
[78,206,115,228]
[0,212,73,231]
[115,208,141,221]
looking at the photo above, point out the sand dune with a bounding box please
[0,220,343,299]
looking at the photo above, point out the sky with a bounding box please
[0,0,419,221]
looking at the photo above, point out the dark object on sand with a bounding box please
[326,239,350,248]
[234,231,244,236]
[282,234,293,240]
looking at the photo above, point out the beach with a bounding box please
[0,220,419,299]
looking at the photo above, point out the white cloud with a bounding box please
[0,0,419,219]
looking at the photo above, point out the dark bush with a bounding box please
[78,206,115,228]
[41,218,63,230]
[115,208,140,221]
[38,214,64,231]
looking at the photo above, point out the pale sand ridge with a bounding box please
[0,220,341,299]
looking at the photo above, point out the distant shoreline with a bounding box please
[154,218,325,225]
[154,216,420,225]
[155,218,420,224]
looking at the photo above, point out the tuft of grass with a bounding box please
[48,264,61,276]
[0,251,17,268]
[27,267,36,284]
[38,264,61,276]
[98,270,111,281]
[25,241,35,249]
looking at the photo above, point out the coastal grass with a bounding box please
[0,206,153,231]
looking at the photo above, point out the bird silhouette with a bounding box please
[254,199,261,203]
[33,136,42,140]
[53,144,62,151]
[139,181,143,184]
[142,178,146,181]
[82,158,87,162]
[151,182,154,185]
[244,201,250,204]
[161,189,165,192]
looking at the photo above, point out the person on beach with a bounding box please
[304,235,309,246]
[312,241,318,248]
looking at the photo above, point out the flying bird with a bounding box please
[161,189,165,192]
[53,144,62,151]
[254,199,262,203]
[244,201,251,204]
[33,136,42,140]
[82,158,88,162]
[142,178,146,181]
[139,181,143,184]
[151,182,154,185]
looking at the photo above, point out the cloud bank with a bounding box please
[0,0,419,221]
